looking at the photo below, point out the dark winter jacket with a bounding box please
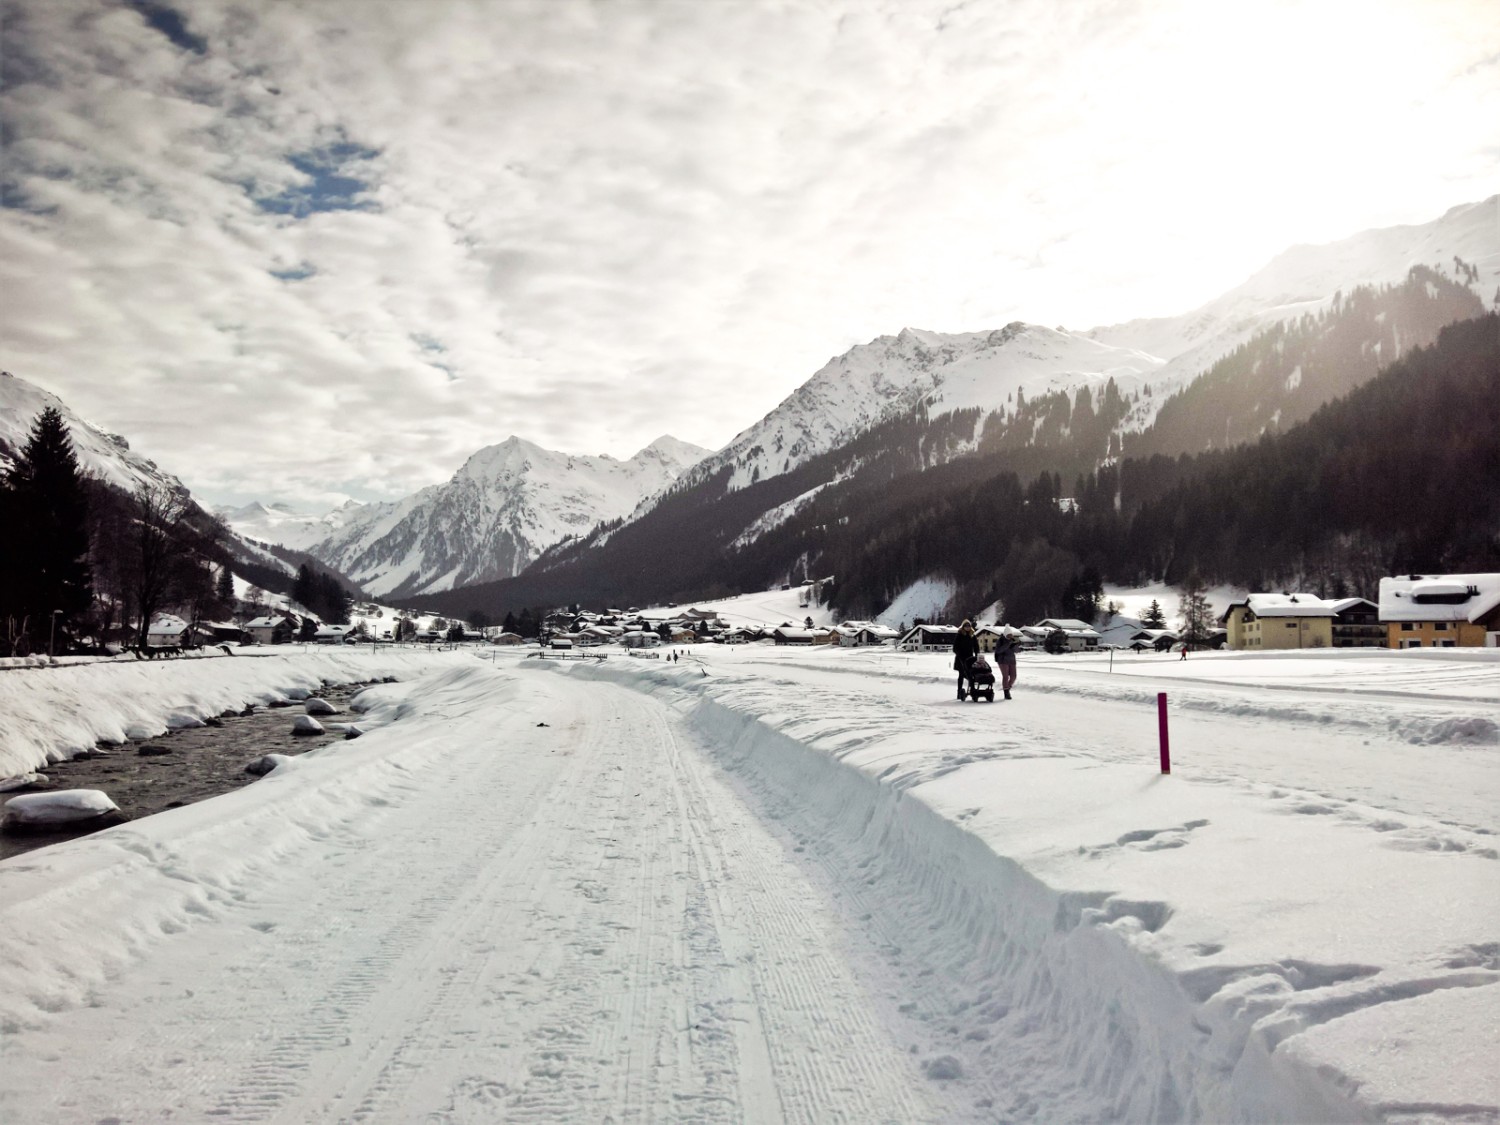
[952,629,980,668]
[993,635,1018,663]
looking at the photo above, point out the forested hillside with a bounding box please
[817,313,1499,620]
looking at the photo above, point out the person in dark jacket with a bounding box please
[951,620,979,699]
[993,630,1018,699]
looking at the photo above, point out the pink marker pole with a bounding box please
[1157,692,1171,774]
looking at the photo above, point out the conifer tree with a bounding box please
[0,406,93,653]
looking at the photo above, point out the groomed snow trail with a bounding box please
[1,664,954,1123]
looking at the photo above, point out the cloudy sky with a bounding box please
[3,0,1498,509]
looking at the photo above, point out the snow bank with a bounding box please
[564,649,1500,1122]
[0,649,471,778]
[0,663,515,1029]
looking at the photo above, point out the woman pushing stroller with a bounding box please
[952,620,1015,702]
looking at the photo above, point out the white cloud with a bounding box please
[2,0,1497,509]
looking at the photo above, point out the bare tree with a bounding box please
[129,482,189,650]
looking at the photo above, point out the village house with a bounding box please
[975,624,1024,653]
[487,631,526,645]
[313,624,356,644]
[1328,597,1384,648]
[837,622,900,647]
[1222,594,1336,650]
[145,614,191,649]
[1032,619,1103,651]
[1378,573,1500,648]
[243,613,299,645]
[898,624,959,652]
[772,627,818,645]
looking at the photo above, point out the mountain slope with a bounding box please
[415,198,1499,619]
[1092,194,1499,428]
[0,370,299,587]
[676,324,1163,496]
[303,435,709,598]
[1,371,187,497]
[219,500,367,554]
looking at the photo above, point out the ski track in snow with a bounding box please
[1,667,956,1124]
[3,647,1498,1122]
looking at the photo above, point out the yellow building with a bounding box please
[1222,594,1336,650]
[1378,574,1500,648]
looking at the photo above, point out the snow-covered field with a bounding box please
[1,644,1497,1122]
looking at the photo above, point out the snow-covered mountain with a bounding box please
[303,435,709,598]
[681,195,1498,503]
[0,370,297,580]
[219,499,367,553]
[1090,194,1499,428]
[682,323,1164,495]
[0,370,186,496]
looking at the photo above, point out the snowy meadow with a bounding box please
[1,643,1496,1121]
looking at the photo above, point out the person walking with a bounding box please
[993,630,1018,700]
[951,620,979,700]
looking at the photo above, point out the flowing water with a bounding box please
[0,681,373,860]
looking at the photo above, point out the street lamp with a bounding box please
[49,609,63,661]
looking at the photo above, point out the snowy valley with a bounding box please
[1,643,1496,1121]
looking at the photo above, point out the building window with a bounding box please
[1401,623,1415,631]
[1434,623,1447,631]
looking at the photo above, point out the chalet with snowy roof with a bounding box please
[243,614,298,645]
[1328,597,1383,648]
[1378,574,1500,648]
[837,623,899,647]
[314,624,355,644]
[898,625,959,652]
[198,621,243,644]
[1033,619,1102,651]
[772,627,818,645]
[488,631,525,645]
[1222,594,1336,650]
[146,614,191,649]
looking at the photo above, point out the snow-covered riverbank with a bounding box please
[1,646,1495,1121]
[0,647,471,779]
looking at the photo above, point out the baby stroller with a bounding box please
[958,654,996,702]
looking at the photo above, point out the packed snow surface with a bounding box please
[1,646,1496,1122]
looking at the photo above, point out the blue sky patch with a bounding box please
[254,140,381,218]
[129,1,209,56]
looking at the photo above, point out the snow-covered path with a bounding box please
[3,645,1497,1122]
[1,663,951,1123]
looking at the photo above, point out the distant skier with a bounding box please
[951,620,979,700]
[993,630,1018,700]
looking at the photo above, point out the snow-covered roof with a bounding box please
[147,615,189,633]
[1378,573,1500,623]
[1225,593,1337,619]
[1036,618,1098,633]
[1328,597,1377,614]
